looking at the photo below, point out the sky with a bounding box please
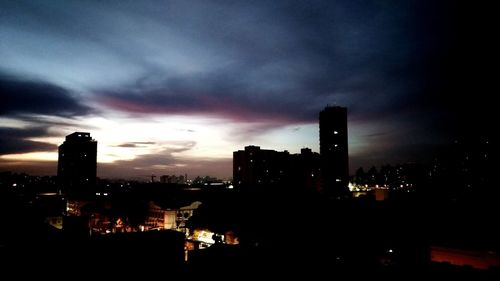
[0,0,496,179]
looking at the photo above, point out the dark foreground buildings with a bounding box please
[320,106,349,198]
[233,146,320,191]
[233,106,348,196]
[57,132,97,197]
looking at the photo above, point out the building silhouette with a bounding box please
[319,106,349,198]
[233,145,291,189]
[233,106,350,195]
[57,132,97,197]
[291,148,321,192]
[233,145,320,191]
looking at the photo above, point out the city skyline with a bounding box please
[0,1,495,179]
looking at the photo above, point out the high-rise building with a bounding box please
[233,145,320,191]
[292,148,321,193]
[58,132,97,197]
[233,145,291,189]
[319,106,349,198]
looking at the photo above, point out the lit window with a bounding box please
[334,131,338,134]
[335,179,341,182]
[334,144,338,147]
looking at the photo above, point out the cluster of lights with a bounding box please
[348,182,389,192]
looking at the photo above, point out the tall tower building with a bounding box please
[319,106,349,198]
[58,132,97,197]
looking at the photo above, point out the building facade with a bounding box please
[319,106,349,198]
[233,145,291,189]
[58,132,97,197]
[233,145,320,191]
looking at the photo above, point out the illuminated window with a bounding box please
[334,131,338,134]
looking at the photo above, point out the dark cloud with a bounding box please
[115,142,155,148]
[0,127,57,155]
[99,140,234,179]
[111,141,196,167]
[4,0,488,130]
[228,122,292,142]
[0,75,92,117]
[91,0,462,130]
